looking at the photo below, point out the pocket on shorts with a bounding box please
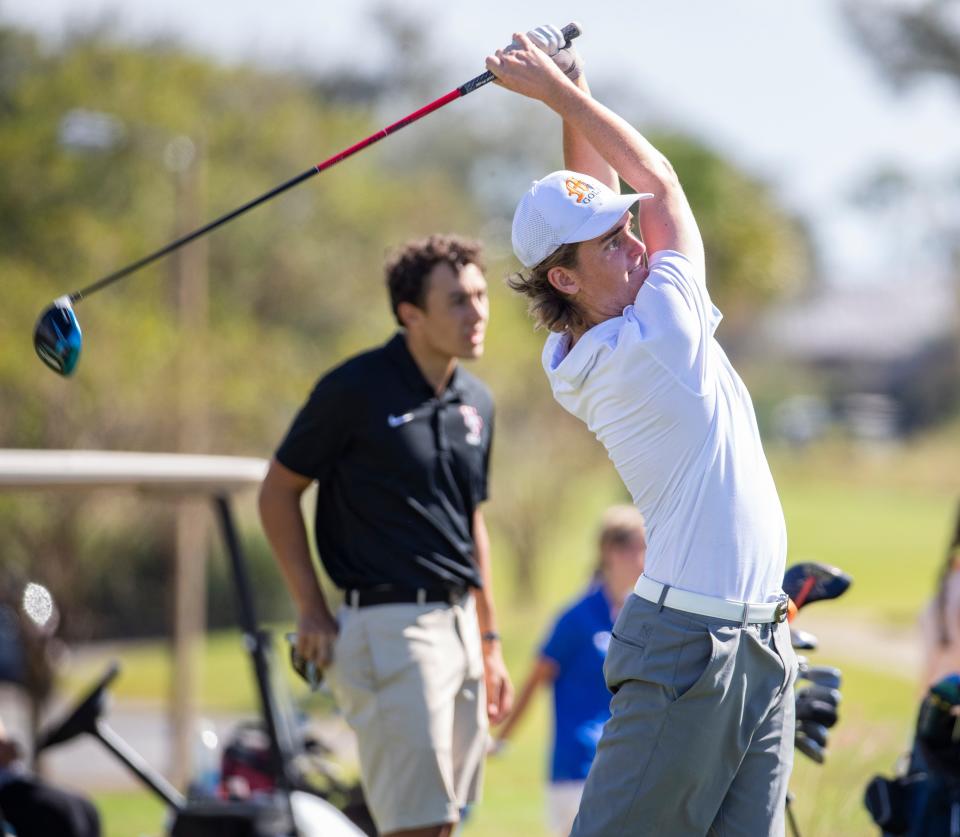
[670,627,719,703]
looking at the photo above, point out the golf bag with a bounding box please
[220,720,377,837]
[865,674,960,836]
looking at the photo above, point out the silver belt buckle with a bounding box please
[773,593,790,624]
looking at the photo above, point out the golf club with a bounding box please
[790,627,818,651]
[796,686,840,728]
[798,663,843,690]
[794,729,825,764]
[799,683,842,707]
[798,720,829,749]
[34,22,582,376]
[783,562,852,610]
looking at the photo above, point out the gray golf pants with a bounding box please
[571,594,797,837]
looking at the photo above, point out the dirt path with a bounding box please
[794,610,922,681]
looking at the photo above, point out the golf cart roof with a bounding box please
[0,449,268,494]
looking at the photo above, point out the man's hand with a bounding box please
[482,643,514,724]
[295,608,339,671]
[526,24,584,81]
[485,32,574,104]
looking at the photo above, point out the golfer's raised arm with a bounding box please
[487,33,704,273]
[562,74,619,193]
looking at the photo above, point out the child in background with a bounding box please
[492,505,646,836]
[920,502,960,688]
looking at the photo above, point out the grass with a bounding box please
[91,791,168,837]
[81,433,958,836]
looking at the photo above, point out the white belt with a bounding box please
[634,575,789,626]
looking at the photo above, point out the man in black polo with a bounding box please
[259,234,512,837]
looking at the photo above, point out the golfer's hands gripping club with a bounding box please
[526,23,584,81]
[486,31,577,105]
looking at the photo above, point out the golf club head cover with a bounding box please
[795,685,841,728]
[526,24,584,81]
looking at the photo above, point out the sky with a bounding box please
[2,0,957,285]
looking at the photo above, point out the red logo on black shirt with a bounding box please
[460,405,483,446]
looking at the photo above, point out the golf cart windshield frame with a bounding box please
[0,449,296,791]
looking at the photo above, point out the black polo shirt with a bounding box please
[276,333,494,591]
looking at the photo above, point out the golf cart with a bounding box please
[0,449,367,837]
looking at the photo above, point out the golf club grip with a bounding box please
[460,21,583,94]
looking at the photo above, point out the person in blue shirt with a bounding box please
[492,505,646,836]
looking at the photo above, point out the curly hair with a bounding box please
[385,234,485,326]
[505,241,586,333]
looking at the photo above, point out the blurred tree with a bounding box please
[0,24,478,639]
[841,0,960,282]
[0,8,819,625]
[653,133,813,345]
[842,0,960,93]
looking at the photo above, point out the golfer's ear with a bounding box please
[547,266,579,296]
[397,301,424,330]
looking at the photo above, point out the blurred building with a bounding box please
[763,279,960,438]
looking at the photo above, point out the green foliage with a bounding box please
[92,790,166,837]
[0,22,814,641]
[842,0,960,94]
[652,132,813,338]
[0,27,483,640]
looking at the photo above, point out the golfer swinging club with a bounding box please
[487,28,797,836]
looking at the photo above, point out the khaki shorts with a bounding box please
[325,594,487,833]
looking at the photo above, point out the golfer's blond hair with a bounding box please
[599,504,647,551]
[506,241,587,333]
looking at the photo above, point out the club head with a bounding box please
[798,720,829,748]
[791,628,819,651]
[796,687,841,727]
[795,729,826,764]
[799,684,842,706]
[799,665,843,690]
[34,296,82,376]
[783,562,852,610]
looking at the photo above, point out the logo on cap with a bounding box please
[565,177,599,205]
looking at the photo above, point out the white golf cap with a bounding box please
[511,170,654,268]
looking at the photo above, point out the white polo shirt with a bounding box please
[543,250,786,603]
